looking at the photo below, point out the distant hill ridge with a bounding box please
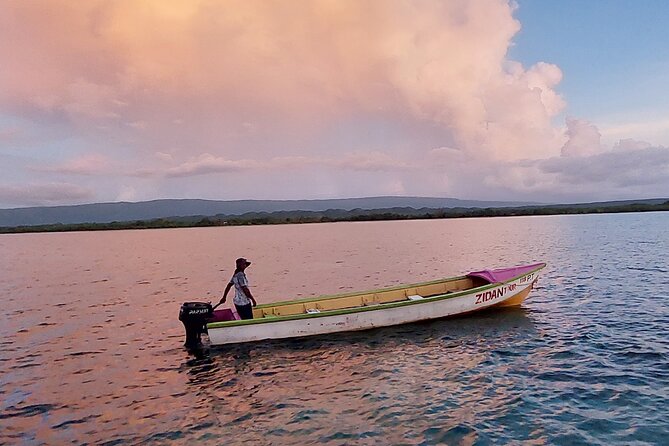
[0,196,536,226]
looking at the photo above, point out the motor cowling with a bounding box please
[178,302,213,346]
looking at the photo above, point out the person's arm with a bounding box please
[242,285,257,307]
[218,282,233,306]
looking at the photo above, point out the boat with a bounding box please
[178,262,545,346]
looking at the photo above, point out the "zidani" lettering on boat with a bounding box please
[475,283,517,305]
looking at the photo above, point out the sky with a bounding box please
[1,0,668,208]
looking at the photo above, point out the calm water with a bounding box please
[1,213,668,445]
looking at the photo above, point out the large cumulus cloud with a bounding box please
[0,0,665,206]
[1,0,565,158]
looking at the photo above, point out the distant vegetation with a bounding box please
[2,201,668,234]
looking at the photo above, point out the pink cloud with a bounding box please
[613,138,653,152]
[154,151,174,162]
[126,120,147,130]
[328,152,411,171]
[0,0,568,162]
[147,153,257,177]
[0,182,95,206]
[132,151,411,178]
[427,146,466,166]
[561,117,604,157]
[31,154,113,175]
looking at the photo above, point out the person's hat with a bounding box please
[236,257,251,267]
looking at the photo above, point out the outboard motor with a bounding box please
[178,302,213,347]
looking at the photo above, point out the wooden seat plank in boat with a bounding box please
[252,276,486,319]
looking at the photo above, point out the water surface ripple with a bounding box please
[1,213,668,445]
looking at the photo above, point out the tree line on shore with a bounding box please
[2,201,668,234]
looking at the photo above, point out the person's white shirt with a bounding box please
[231,271,251,306]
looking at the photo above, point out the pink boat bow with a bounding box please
[467,262,545,284]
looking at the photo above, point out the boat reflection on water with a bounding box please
[180,307,538,443]
[196,305,536,354]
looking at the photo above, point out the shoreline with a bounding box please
[1,201,668,234]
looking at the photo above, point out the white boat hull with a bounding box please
[207,272,539,346]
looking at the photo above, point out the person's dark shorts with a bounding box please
[235,303,254,320]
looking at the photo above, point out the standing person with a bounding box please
[218,258,257,320]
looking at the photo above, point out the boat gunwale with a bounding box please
[207,263,546,329]
[257,275,471,308]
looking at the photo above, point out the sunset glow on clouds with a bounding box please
[1,0,668,207]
